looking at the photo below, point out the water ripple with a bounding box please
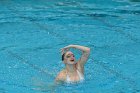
[113,9,140,15]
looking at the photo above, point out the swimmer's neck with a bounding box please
[65,64,76,73]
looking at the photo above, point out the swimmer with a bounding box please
[55,45,90,83]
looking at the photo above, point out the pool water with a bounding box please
[0,0,140,93]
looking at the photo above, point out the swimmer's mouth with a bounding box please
[70,59,75,62]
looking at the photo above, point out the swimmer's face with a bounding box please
[64,51,75,64]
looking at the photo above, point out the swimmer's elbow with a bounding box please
[86,48,90,53]
[84,48,90,55]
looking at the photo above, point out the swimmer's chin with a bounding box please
[67,61,76,65]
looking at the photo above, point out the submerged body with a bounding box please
[55,45,90,83]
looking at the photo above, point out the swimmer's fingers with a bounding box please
[60,47,69,55]
[60,45,73,54]
[60,48,64,52]
[60,49,65,55]
[62,47,69,51]
[63,45,71,50]
[65,48,70,51]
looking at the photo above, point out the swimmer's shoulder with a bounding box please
[55,69,67,82]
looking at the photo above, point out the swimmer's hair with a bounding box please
[62,52,66,61]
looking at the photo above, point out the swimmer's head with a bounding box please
[62,51,76,65]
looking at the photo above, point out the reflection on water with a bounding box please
[0,88,6,93]
[0,0,140,93]
[31,77,51,92]
[129,0,140,2]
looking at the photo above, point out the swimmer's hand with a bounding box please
[60,45,73,55]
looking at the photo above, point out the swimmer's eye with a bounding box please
[66,55,75,58]
[66,55,71,58]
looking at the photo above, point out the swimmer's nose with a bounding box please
[71,57,75,60]
[71,56,75,59]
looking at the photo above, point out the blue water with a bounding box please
[0,0,140,93]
